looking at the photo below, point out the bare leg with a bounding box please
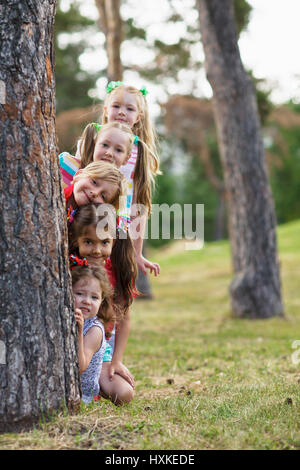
[100,362,134,406]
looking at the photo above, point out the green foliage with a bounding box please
[233,0,252,36]
[248,70,274,124]
[270,128,300,223]
[286,99,300,114]
[123,0,252,86]
[148,134,223,248]
[125,18,146,40]
[55,1,99,113]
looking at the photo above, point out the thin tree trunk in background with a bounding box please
[197,0,283,318]
[95,0,123,82]
[0,0,81,431]
[135,243,153,299]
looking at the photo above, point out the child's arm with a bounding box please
[131,206,160,276]
[108,309,134,388]
[75,309,102,373]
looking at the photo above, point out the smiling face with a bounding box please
[73,174,119,206]
[93,127,131,168]
[73,276,102,320]
[77,224,113,266]
[105,90,140,129]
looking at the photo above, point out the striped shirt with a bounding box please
[59,152,81,189]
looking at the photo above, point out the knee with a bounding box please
[113,383,135,406]
[118,385,135,405]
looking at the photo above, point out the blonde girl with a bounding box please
[100,82,161,276]
[64,160,126,225]
[72,264,114,404]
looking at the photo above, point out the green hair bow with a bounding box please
[106,81,123,93]
[92,122,102,132]
[139,86,149,96]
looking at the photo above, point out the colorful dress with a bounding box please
[81,316,106,404]
[59,152,81,189]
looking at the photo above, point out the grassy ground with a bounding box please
[1,220,300,449]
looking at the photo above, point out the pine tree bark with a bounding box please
[95,0,123,82]
[197,0,283,318]
[0,0,81,431]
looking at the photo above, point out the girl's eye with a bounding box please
[92,296,99,300]
[75,292,82,296]
[101,193,106,202]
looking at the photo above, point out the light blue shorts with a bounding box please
[103,342,113,362]
[103,327,115,362]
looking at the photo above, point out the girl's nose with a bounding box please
[92,244,101,255]
[82,295,91,305]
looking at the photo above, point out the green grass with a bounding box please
[1,220,300,449]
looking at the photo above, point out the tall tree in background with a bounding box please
[196,0,283,318]
[95,0,123,81]
[0,0,80,431]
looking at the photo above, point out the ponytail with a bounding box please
[110,233,138,313]
[79,123,98,168]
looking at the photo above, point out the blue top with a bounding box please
[81,316,106,404]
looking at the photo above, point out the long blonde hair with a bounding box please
[102,84,161,215]
[73,161,127,211]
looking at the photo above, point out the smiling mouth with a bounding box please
[81,308,90,315]
[84,191,92,203]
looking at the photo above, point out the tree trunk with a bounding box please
[0,0,81,432]
[95,0,123,81]
[136,242,153,300]
[197,0,283,318]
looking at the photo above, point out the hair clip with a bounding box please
[92,122,102,132]
[67,206,78,225]
[139,86,149,96]
[107,81,123,94]
[134,135,139,145]
[69,254,88,269]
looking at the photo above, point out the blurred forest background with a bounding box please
[55,0,300,248]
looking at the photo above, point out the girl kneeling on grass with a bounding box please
[72,264,114,404]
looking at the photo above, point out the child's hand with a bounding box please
[109,361,135,389]
[75,308,84,333]
[136,254,160,276]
